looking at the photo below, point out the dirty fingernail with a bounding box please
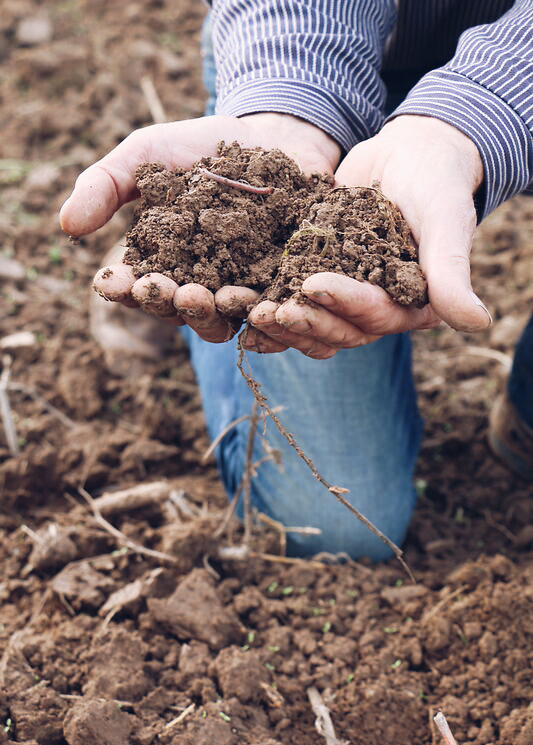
[286,319,311,334]
[306,290,335,307]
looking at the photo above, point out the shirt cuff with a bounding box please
[387,69,533,219]
[215,78,384,155]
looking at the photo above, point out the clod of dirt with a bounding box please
[148,568,242,650]
[27,523,78,572]
[83,628,152,701]
[123,143,428,310]
[9,684,66,745]
[63,699,135,745]
[212,647,269,703]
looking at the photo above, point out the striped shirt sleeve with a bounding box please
[211,0,397,152]
[388,0,533,218]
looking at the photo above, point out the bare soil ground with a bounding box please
[0,2,532,744]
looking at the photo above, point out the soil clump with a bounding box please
[124,143,428,308]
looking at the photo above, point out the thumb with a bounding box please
[59,161,133,237]
[419,196,492,332]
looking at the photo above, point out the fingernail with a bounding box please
[306,290,335,307]
[470,291,492,327]
[286,319,311,334]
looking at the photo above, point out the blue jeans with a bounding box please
[192,16,532,559]
[182,328,422,561]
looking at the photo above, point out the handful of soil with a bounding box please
[124,142,428,309]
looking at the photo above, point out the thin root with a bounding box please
[237,342,415,581]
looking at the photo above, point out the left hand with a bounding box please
[245,114,491,358]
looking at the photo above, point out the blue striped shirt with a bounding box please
[210,0,533,219]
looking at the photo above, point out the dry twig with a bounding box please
[164,703,196,730]
[8,381,75,428]
[422,585,468,623]
[140,75,167,124]
[202,414,250,462]
[433,711,460,745]
[307,687,349,745]
[60,694,134,709]
[78,487,178,564]
[0,355,19,455]
[92,481,172,516]
[243,402,260,545]
[441,345,512,372]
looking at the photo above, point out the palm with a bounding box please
[60,114,339,236]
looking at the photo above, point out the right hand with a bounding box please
[60,113,341,349]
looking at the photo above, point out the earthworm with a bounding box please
[198,167,273,195]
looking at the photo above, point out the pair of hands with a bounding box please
[59,112,491,360]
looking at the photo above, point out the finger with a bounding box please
[93,263,139,308]
[59,121,212,236]
[214,286,260,317]
[418,197,492,332]
[240,326,289,354]
[174,283,233,342]
[275,296,378,348]
[301,273,440,336]
[131,273,183,321]
[243,323,336,359]
[249,301,339,358]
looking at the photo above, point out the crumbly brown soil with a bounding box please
[1,2,532,745]
[124,145,428,308]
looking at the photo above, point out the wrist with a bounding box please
[384,114,484,193]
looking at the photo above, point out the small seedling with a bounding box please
[219,712,231,723]
[322,621,332,633]
[391,659,402,669]
[48,245,63,264]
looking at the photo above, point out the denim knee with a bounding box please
[195,336,423,561]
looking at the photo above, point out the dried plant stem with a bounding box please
[0,355,19,456]
[164,703,196,730]
[237,343,415,581]
[198,168,274,195]
[140,75,167,124]
[202,413,250,463]
[422,585,468,623]
[433,712,460,745]
[307,687,347,745]
[243,402,259,545]
[78,487,178,565]
[92,481,172,516]
[8,381,75,428]
[60,694,134,708]
[214,481,244,538]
